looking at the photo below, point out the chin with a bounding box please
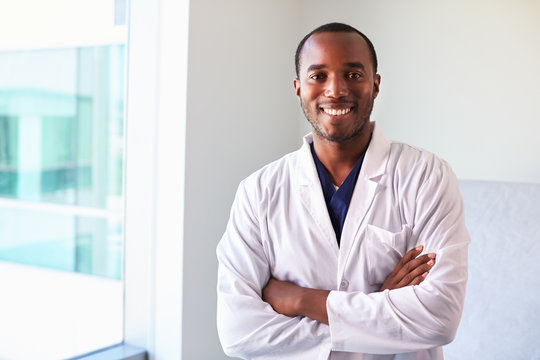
[317,130,359,143]
[322,123,369,143]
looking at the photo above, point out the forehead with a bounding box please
[299,32,373,74]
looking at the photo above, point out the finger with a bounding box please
[407,272,429,286]
[397,259,435,287]
[399,245,424,266]
[403,253,436,272]
[389,245,424,277]
[394,254,436,286]
[380,248,436,291]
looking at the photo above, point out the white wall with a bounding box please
[182,1,540,359]
[299,0,540,184]
[183,1,301,358]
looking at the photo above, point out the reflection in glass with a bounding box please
[0,210,123,359]
[0,45,124,278]
[0,45,125,358]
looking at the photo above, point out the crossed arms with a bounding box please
[217,161,469,358]
[262,245,437,325]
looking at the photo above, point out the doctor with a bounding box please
[217,22,469,359]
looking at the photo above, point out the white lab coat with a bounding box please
[216,123,469,360]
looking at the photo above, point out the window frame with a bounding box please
[121,0,189,358]
[1,0,189,357]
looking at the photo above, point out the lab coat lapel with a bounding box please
[297,134,340,256]
[338,123,391,276]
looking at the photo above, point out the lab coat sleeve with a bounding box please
[216,180,330,359]
[327,158,469,354]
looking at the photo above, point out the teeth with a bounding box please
[323,107,351,116]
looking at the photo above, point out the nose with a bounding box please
[324,75,349,98]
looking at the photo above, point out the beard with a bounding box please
[300,95,375,144]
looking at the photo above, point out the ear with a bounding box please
[373,74,381,99]
[293,78,301,98]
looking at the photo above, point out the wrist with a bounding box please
[298,288,330,324]
[297,287,312,316]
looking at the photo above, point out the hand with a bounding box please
[262,278,330,324]
[379,245,436,292]
[262,278,305,317]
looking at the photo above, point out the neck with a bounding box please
[312,122,372,186]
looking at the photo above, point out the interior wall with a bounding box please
[298,0,540,184]
[182,1,539,358]
[183,1,301,358]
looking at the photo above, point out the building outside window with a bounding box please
[0,1,127,358]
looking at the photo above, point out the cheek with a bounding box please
[356,87,376,100]
[300,84,321,99]
[300,93,317,109]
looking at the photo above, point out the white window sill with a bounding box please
[70,343,146,360]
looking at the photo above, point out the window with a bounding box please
[0,0,189,358]
[0,46,125,278]
[0,1,127,358]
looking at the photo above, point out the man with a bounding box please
[216,23,469,359]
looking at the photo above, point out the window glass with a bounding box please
[0,1,126,358]
[0,45,124,277]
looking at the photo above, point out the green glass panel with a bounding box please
[0,45,125,279]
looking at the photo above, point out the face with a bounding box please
[294,32,380,143]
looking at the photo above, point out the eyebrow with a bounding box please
[306,62,366,73]
[344,62,366,70]
[306,64,326,72]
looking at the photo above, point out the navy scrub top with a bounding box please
[310,143,365,246]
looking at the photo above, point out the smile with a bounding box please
[321,107,353,116]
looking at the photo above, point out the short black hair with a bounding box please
[294,22,378,78]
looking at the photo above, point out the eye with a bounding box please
[309,73,326,81]
[348,72,363,80]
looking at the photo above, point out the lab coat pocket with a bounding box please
[365,224,412,286]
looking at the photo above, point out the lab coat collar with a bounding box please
[340,123,390,275]
[361,122,391,182]
[295,122,391,261]
[297,122,390,185]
